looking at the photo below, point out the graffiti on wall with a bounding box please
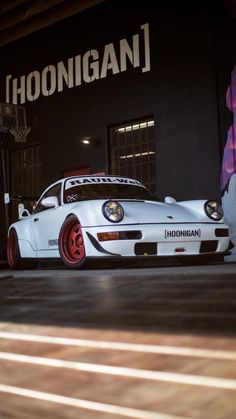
[221,64,236,259]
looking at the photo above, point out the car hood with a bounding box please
[69,199,213,226]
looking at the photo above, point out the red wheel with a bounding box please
[59,215,86,268]
[7,229,19,268]
[7,228,37,269]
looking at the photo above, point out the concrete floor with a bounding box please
[0,262,236,418]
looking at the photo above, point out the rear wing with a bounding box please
[4,193,38,204]
[4,194,38,220]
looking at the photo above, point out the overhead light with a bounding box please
[81,136,91,145]
[120,151,155,159]
[116,120,154,133]
[81,137,101,147]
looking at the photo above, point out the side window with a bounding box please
[34,183,61,213]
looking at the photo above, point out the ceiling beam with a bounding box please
[0,0,106,47]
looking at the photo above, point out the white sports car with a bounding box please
[7,175,231,269]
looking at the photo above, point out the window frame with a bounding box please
[108,116,156,194]
[33,183,62,214]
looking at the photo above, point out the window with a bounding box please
[109,117,156,193]
[64,182,154,203]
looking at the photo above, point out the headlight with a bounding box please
[204,200,223,221]
[102,200,124,223]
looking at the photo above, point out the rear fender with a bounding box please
[17,239,37,258]
[8,219,37,258]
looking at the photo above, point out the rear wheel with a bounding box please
[7,228,36,269]
[7,228,20,268]
[59,215,86,269]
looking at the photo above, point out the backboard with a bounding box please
[0,103,30,142]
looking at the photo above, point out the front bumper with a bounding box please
[83,223,231,258]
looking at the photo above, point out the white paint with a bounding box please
[0,384,182,419]
[0,351,236,390]
[141,23,150,72]
[120,34,140,72]
[42,65,57,96]
[13,75,25,104]
[57,58,74,91]
[100,43,120,78]
[6,23,151,104]
[83,50,99,83]
[5,75,12,103]
[0,331,236,360]
[75,54,82,86]
[26,71,41,101]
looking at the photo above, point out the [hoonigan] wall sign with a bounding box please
[5,23,150,105]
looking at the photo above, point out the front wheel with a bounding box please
[59,215,86,269]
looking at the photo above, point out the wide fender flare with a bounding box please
[8,219,37,257]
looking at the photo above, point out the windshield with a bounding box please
[64,178,154,203]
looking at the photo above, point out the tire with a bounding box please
[59,215,86,269]
[7,228,36,269]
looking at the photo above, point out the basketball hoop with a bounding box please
[9,125,31,143]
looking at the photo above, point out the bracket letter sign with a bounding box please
[5,23,151,105]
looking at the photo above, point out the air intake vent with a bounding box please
[135,243,157,255]
[200,241,218,253]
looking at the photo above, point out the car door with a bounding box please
[31,183,65,252]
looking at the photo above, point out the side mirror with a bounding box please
[41,196,59,209]
[18,203,30,219]
[165,196,176,204]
